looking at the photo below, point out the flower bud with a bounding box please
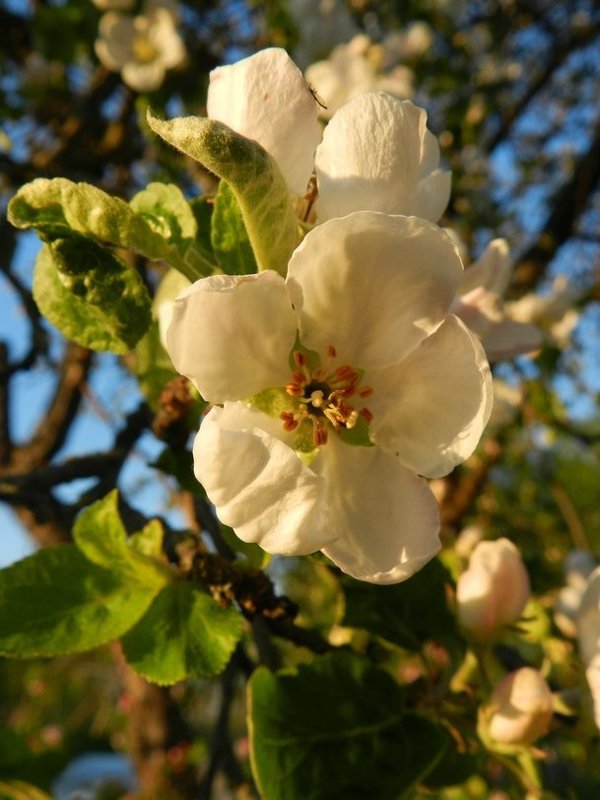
[486,668,553,746]
[456,537,530,638]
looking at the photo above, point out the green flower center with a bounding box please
[279,344,374,448]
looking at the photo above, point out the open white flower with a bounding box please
[505,275,581,351]
[206,48,449,219]
[451,238,542,360]
[95,0,186,92]
[166,212,492,584]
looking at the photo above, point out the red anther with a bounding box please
[286,382,303,396]
[339,384,356,397]
[293,351,306,367]
[291,371,305,383]
[359,386,373,398]
[280,411,299,431]
[312,368,324,380]
[326,344,337,358]
[360,407,374,422]
[334,365,354,380]
[313,421,328,446]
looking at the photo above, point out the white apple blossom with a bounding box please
[554,550,596,638]
[165,212,492,584]
[305,35,414,120]
[505,275,581,350]
[95,0,186,92]
[485,668,554,746]
[456,537,530,638]
[206,48,449,220]
[451,238,542,360]
[288,0,359,69]
[576,566,600,728]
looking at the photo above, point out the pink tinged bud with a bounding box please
[487,668,553,746]
[456,538,530,638]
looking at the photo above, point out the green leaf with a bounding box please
[121,581,242,684]
[0,727,30,771]
[129,519,165,560]
[211,180,258,274]
[0,780,52,800]
[130,181,197,241]
[33,244,151,354]
[130,182,215,277]
[8,177,208,281]
[130,320,179,409]
[190,195,217,265]
[8,178,165,257]
[248,652,448,800]
[147,111,300,275]
[73,491,172,589]
[0,547,157,658]
[342,558,457,651]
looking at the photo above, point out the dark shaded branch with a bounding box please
[510,114,600,295]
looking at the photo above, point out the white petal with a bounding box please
[315,94,449,222]
[411,170,452,223]
[165,271,297,403]
[577,567,600,667]
[122,61,165,91]
[483,318,542,360]
[207,48,321,195]
[315,437,441,584]
[370,315,493,478]
[286,212,463,369]
[95,13,135,70]
[194,403,335,555]
[460,239,513,297]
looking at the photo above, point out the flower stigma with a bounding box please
[279,344,373,447]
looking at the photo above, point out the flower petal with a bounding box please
[286,211,463,369]
[483,318,542,360]
[165,271,297,403]
[315,437,441,584]
[207,48,321,196]
[460,239,513,297]
[194,403,335,555]
[370,315,493,478]
[315,94,450,222]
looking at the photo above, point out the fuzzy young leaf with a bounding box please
[211,180,258,274]
[33,243,151,354]
[8,177,209,281]
[130,182,215,277]
[8,177,166,258]
[121,581,242,685]
[248,652,448,800]
[0,547,157,658]
[147,112,300,275]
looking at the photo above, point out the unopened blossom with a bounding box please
[305,35,414,120]
[456,537,530,638]
[206,48,447,219]
[166,212,492,584]
[485,668,553,746]
[95,0,186,92]
[451,238,542,360]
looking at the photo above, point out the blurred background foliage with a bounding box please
[1,0,600,797]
